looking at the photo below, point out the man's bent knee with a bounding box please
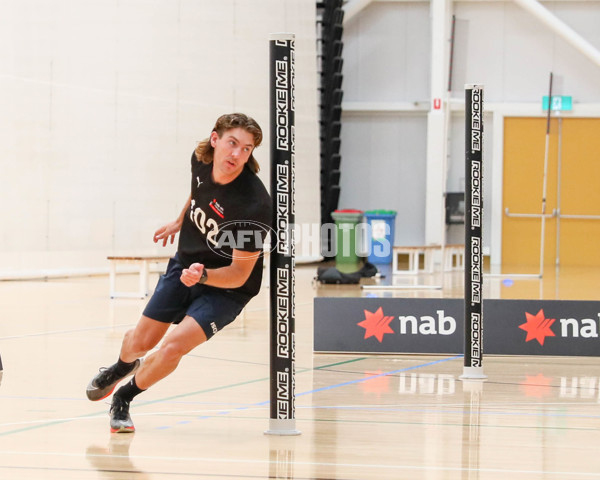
[157,341,188,366]
[124,317,170,356]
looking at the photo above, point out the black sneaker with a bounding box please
[109,396,135,433]
[86,359,141,401]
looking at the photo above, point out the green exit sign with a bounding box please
[543,95,573,111]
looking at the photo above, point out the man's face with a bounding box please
[210,127,255,184]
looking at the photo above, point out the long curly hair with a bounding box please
[195,113,263,173]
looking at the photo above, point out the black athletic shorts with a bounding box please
[143,255,251,340]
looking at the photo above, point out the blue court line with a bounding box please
[0,357,366,435]
[297,355,463,397]
[0,355,461,434]
[155,355,463,429]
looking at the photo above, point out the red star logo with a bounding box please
[519,309,555,346]
[357,307,395,342]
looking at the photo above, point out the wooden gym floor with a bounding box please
[0,263,599,479]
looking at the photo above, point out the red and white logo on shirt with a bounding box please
[209,198,225,218]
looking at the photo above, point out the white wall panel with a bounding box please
[0,0,320,275]
[344,2,430,103]
[339,114,427,246]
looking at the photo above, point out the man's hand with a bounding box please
[180,263,205,287]
[153,221,181,247]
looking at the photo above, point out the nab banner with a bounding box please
[314,298,600,356]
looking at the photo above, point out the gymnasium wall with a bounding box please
[3,1,600,276]
[340,2,430,246]
[0,0,320,277]
[339,0,600,254]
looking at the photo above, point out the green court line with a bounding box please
[0,356,368,437]
[137,357,367,407]
[135,356,368,406]
[0,417,90,437]
[313,357,367,370]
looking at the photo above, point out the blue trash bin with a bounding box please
[364,210,397,264]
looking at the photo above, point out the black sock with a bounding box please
[114,357,137,377]
[114,376,145,403]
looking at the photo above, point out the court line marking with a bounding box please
[0,323,135,340]
[173,412,600,432]
[298,355,462,396]
[133,356,370,407]
[152,356,462,429]
[0,463,351,480]
[1,450,600,478]
[4,354,599,434]
[4,399,600,432]
[0,356,459,433]
[305,403,600,417]
[0,356,368,436]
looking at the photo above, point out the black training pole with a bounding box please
[266,33,300,436]
[461,84,486,380]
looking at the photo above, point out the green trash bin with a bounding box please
[331,209,364,273]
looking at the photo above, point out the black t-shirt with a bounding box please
[177,154,272,298]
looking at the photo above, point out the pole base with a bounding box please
[459,366,487,380]
[265,419,301,436]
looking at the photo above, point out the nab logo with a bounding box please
[519,309,556,346]
[358,307,394,343]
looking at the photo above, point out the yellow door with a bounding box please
[502,117,558,270]
[558,118,600,266]
[502,117,600,268]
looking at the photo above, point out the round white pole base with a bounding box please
[265,419,301,436]
[459,366,487,380]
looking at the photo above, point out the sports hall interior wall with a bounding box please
[2,1,600,276]
[339,0,600,266]
[0,0,320,278]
